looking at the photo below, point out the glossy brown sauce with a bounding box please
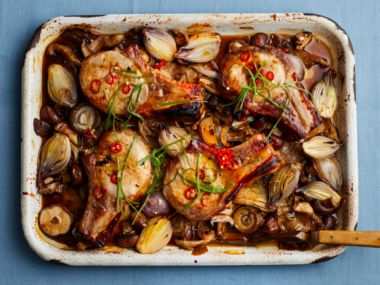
[40,31,334,251]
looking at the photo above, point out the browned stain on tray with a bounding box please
[186,23,212,33]
[223,250,245,255]
[239,27,255,30]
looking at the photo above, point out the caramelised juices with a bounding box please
[36,27,341,254]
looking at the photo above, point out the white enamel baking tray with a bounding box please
[21,13,357,266]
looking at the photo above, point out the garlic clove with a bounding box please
[312,70,338,118]
[136,216,172,254]
[312,157,342,191]
[158,125,191,157]
[297,181,341,208]
[268,163,301,205]
[47,64,79,108]
[142,28,177,61]
[175,42,221,63]
[303,135,342,159]
[174,33,222,63]
[38,133,71,187]
[234,185,274,212]
[182,33,222,49]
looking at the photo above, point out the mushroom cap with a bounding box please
[210,214,234,227]
[69,103,101,134]
[233,206,263,234]
[38,204,73,237]
[198,115,218,147]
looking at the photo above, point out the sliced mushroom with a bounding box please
[174,221,215,251]
[198,77,220,95]
[198,116,218,147]
[81,36,104,57]
[250,33,270,48]
[214,108,233,126]
[295,32,312,50]
[175,239,209,251]
[310,199,335,216]
[47,44,82,67]
[115,221,140,248]
[220,126,254,147]
[210,215,234,238]
[69,103,101,134]
[103,34,125,48]
[54,122,82,146]
[228,40,248,53]
[290,49,329,68]
[220,126,233,147]
[233,206,265,234]
[40,105,62,127]
[38,204,73,237]
[172,215,191,237]
[198,221,216,242]
[34,118,53,137]
[168,29,189,46]
[38,181,66,195]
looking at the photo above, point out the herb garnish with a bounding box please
[181,154,233,212]
[130,134,193,225]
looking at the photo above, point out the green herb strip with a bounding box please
[116,135,140,213]
[131,133,193,224]
[182,154,233,212]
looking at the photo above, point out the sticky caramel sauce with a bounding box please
[40,31,333,251]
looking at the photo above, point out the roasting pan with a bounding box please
[21,13,357,265]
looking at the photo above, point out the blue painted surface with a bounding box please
[1,0,379,284]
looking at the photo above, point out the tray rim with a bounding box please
[21,12,357,266]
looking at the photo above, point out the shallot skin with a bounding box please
[142,192,175,218]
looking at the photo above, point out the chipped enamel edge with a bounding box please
[21,13,357,266]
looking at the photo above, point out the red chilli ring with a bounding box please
[201,193,211,207]
[266,71,274,81]
[184,187,198,200]
[240,50,251,62]
[217,151,231,162]
[106,74,114,85]
[110,143,122,153]
[95,186,107,200]
[219,160,231,170]
[111,171,118,184]
[122,84,131,94]
[91,79,101,93]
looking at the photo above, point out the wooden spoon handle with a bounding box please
[313,231,380,247]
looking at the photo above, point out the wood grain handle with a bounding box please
[315,231,380,247]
